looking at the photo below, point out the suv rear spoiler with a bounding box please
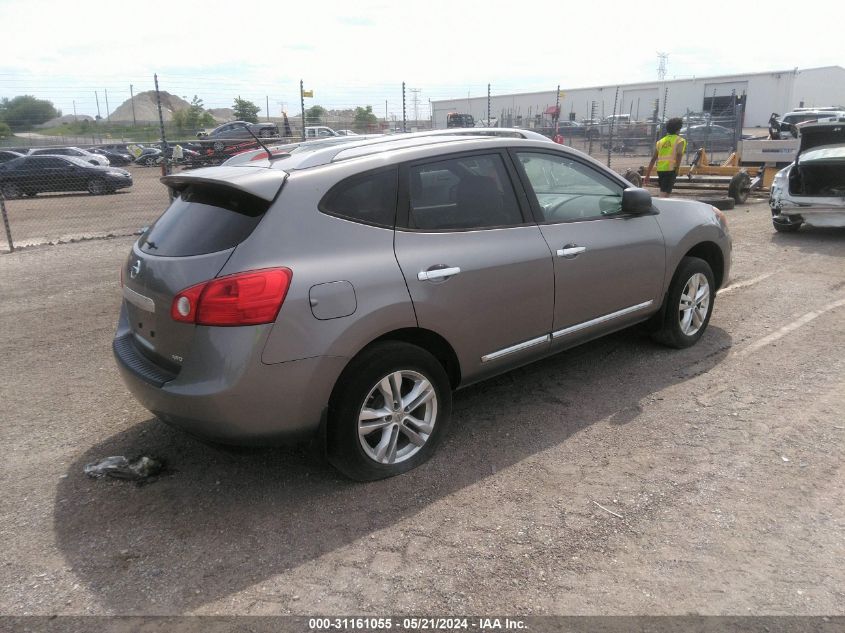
[161,166,287,202]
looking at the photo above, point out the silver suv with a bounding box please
[114,134,731,480]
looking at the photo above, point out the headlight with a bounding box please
[711,206,728,229]
[107,170,128,177]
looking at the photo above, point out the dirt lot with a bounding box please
[0,166,170,251]
[0,200,843,616]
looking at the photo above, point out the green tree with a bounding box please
[0,95,60,130]
[305,105,327,125]
[173,96,215,133]
[0,121,11,138]
[232,97,260,123]
[353,105,378,131]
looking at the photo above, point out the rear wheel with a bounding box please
[651,256,715,349]
[728,172,752,204]
[327,341,452,481]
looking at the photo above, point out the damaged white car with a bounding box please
[770,117,845,232]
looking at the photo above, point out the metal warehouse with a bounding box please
[431,66,845,129]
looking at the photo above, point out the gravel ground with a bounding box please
[0,200,843,616]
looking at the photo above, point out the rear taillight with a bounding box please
[171,268,292,326]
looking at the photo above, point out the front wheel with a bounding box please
[87,178,107,195]
[1,183,23,199]
[327,341,452,481]
[651,256,716,349]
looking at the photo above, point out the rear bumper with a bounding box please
[113,308,347,444]
[773,205,845,228]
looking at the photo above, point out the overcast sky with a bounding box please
[0,0,842,119]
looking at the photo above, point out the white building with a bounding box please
[431,66,845,129]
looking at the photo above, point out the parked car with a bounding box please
[197,121,279,144]
[0,150,23,164]
[114,135,731,480]
[680,124,737,151]
[780,108,845,134]
[134,145,201,166]
[88,147,133,166]
[770,117,845,231]
[446,113,475,128]
[305,126,340,138]
[0,155,132,197]
[28,146,110,166]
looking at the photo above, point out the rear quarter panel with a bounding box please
[218,163,418,365]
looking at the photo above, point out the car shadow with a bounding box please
[54,325,732,613]
[771,225,845,258]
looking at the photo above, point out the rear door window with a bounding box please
[404,154,524,230]
[139,184,271,256]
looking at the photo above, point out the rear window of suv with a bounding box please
[139,183,271,256]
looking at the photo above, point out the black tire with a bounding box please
[87,178,107,195]
[258,128,275,138]
[624,168,643,187]
[773,218,802,232]
[697,196,735,211]
[327,341,452,481]
[651,256,716,349]
[1,182,23,199]
[728,171,752,204]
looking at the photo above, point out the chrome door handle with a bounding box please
[557,245,586,258]
[418,266,461,281]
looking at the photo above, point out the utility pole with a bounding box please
[409,88,421,128]
[300,80,306,141]
[104,88,111,123]
[153,74,170,180]
[657,52,669,80]
[554,83,561,132]
[266,95,270,122]
[72,100,77,122]
[129,84,136,127]
[487,83,491,126]
[94,91,101,120]
[385,100,388,128]
[402,82,407,132]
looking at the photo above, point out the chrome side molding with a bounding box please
[481,334,550,363]
[552,300,653,339]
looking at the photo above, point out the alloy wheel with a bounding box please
[678,273,710,336]
[357,370,438,465]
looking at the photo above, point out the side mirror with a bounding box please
[621,187,653,214]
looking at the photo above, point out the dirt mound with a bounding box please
[207,108,234,123]
[109,91,192,124]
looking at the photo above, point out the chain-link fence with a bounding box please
[0,78,749,254]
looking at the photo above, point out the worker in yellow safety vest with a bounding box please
[644,117,687,198]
